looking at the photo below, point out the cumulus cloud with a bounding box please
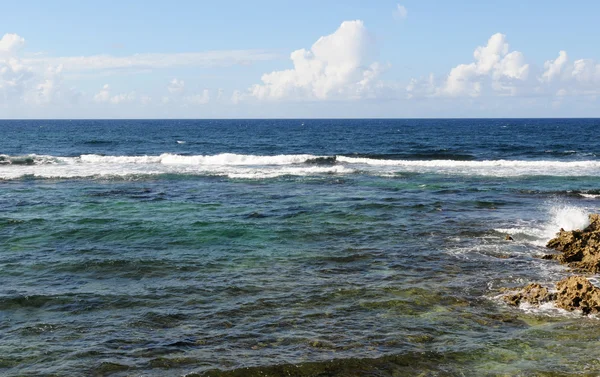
[0,33,25,56]
[393,4,408,20]
[184,89,210,105]
[30,64,65,104]
[541,51,568,83]
[248,20,387,101]
[231,90,243,104]
[540,51,600,95]
[0,33,68,105]
[168,78,185,94]
[407,33,530,98]
[443,33,529,96]
[93,84,136,104]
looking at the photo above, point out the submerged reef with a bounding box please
[504,214,600,314]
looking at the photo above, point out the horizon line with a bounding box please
[1,117,599,121]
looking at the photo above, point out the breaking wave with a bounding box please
[2,153,600,180]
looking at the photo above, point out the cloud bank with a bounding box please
[2,23,600,117]
[27,50,279,75]
[407,33,600,100]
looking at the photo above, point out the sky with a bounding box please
[0,0,599,118]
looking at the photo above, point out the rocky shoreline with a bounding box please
[504,214,600,314]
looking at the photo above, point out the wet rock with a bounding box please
[555,276,600,315]
[503,276,600,315]
[545,214,600,273]
[503,283,555,306]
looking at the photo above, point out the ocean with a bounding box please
[1,118,600,376]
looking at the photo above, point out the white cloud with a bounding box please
[29,64,65,104]
[444,33,529,96]
[248,20,386,101]
[0,33,25,56]
[231,90,243,104]
[408,33,530,98]
[24,50,279,75]
[540,52,600,95]
[168,78,185,94]
[541,51,568,82]
[0,33,67,105]
[93,84,136,104]
[140,95,152,105]
[0,33,88,108]
[184,89,210,105]
[93,84,110,102]
[393,4,408,20]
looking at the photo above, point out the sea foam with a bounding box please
[3,153,600,180]
[0,153,348,180]
[337,156,600,177]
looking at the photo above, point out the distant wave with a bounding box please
[0,154,58,165]
[2,153,600,180]
[336,155,600,176]
[79,153,324,165]
[347,152,476,161]
[0,153,350,180]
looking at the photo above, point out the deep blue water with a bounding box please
[2,118,600,159]
[2,119,600,376]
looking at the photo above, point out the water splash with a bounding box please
[495,203,591,247]
[543,204,590,237]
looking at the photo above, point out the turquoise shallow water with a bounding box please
[2,119,600,376]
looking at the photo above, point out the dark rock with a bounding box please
[246,212,267,219]
[541,254,557,260]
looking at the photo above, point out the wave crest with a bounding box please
[3,153,600,180]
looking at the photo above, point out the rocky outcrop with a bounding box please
[502,214,600,315]
[555,276,600,315]
[503,283,554,306]
[545,214,600,273]
[504,276,600,314]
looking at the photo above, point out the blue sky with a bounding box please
[1,0,599,118]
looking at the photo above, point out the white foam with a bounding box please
[0,153,351,180]
[580,193,600,199]
[5,153,600,180]
[158,153,320,166]
[336,156,600,177]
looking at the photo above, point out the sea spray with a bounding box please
[494,203,591,247]
[543,204,590,239]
